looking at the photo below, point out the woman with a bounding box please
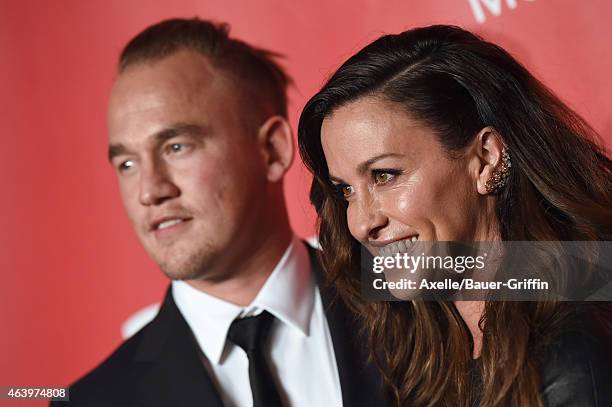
[298,25,611,406]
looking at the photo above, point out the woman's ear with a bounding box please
[471,127,506,195]
[257,116,295,182]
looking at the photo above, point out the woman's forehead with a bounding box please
[321,98,438,169]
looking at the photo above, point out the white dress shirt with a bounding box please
[172,237,343,407]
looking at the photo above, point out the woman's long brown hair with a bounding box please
[298,25,612,406]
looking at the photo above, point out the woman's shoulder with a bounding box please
[541,305,611,406]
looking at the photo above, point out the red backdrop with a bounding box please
[2,1,611,405]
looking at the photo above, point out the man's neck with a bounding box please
[185,225,293,306]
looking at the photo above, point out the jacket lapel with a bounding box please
[127,247,387,407]
[131,287,225,407]
[305,243,388,406]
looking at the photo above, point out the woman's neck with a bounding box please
[454,300,485,358]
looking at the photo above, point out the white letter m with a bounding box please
[468,0,518,24]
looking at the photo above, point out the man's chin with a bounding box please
[155,257,203,280]
[145,245,209,280]
[143,240,225,281]
[159,267,202,281]
[153,251,216,282]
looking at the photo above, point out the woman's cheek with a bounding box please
[385,180,424,219]
[345,203,367,242]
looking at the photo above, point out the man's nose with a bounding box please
[349,194,388,242]
[138,159,179,206]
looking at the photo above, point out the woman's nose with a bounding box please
[348,194,388,242]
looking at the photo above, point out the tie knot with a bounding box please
[227,310,275,352]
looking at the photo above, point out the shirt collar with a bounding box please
[171,236,314,365]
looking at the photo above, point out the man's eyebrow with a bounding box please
[328,153,406,184]
[108,143,127,163]
[153,123,208,143]
[107,123,208,162]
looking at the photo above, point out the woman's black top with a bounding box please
[469,306,611,406]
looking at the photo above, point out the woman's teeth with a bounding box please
[380,236,419,256]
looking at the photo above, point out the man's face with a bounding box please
[107,50,269,280]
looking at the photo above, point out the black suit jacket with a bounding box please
[52,245,387,406]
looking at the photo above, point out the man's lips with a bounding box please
[149,215,193,232]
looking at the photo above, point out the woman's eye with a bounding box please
[341,185,354,198]
[332,183,353,199]
[373,171,396,185]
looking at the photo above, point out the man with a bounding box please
[53,18,385,406]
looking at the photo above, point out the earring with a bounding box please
[485,148,511,194]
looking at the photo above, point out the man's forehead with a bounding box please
[108,54,223,126]
[107,49,258,144]
[120,48,218,81]
[110,51,219,101]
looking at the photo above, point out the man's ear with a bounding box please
[257,116,294,182]
[470,127,506,195]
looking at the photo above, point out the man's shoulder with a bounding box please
[74,326,148,387]
[54,317,159,406]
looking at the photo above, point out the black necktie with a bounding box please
[227,311,283,407]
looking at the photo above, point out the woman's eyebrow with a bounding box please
[328,175,345,185]
[328,153,405,184]
[356,153,405,174]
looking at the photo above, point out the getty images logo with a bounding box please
[468,0,537,24]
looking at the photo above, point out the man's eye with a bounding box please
[118,160,134,172]
[170,143,184,153]
[165,142,194,155]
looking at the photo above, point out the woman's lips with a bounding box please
[367,235,419,256]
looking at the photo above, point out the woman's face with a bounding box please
[321,96,496,254]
